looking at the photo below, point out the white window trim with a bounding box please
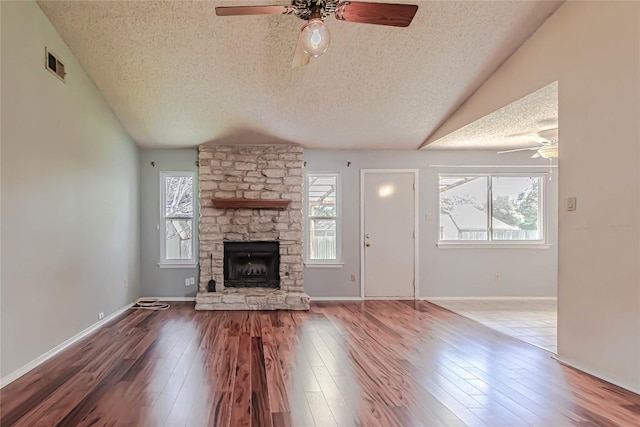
[305,172,342,265]
[157,262,198,268]
[436,242,552,249]
[158,171,196,267]
[438,172,547,247]
[304,262,345,268]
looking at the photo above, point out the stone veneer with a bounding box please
[195,144,310,310]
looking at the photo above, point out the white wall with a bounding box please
[425,2,640,392]
[1,1,140,379]
[139,149,199,298]
[303,150,558,299]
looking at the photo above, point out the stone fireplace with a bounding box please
[195,144,310,310]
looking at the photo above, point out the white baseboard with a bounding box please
[311,296,419,301]
[422,297,557,301]
[146,296,196,302]
[0,301,135,389]
[552,354,640,395]
[311,296,363,301]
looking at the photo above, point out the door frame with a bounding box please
[360,169,419,300]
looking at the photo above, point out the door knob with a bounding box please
[365,242,371,247]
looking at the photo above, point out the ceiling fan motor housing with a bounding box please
[293,0,340,20]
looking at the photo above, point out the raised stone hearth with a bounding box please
[195,144,310,310]
[196,288,309,311]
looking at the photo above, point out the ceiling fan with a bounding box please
[215,1,419,68]
[498,128,559,159]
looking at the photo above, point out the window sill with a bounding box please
[437,243,551,249]
[157,262,198,269]
[304,262,344,268]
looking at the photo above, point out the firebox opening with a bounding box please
[223,241,280,289]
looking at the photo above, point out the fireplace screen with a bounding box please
[223,241,280,288]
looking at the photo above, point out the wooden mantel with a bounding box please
[212,198,290,210]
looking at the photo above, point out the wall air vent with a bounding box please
[45,47,66,82]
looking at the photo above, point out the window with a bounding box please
[306,173,341,264]
[160,172,195,265]
[439,174,544,243]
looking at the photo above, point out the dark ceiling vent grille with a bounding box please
[45,47,66,82]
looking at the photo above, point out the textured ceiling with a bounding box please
[425,81,558,150]
[37,0,563,149]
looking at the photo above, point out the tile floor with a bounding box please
[429,299,557,353]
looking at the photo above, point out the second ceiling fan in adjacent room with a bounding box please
[498,128,559,159]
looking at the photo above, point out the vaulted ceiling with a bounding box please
[38,0,563,149]
[426,81,558,151]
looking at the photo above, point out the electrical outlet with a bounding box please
[123,279,128,289]
[190,277,195,285]
[98,312,104,320]
[350,274,356,282]
[185,278,190,287]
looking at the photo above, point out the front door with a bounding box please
[362,170,416,298]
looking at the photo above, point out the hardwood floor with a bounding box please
[1,301,639,426]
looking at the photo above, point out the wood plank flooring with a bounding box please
[1,301,639,426]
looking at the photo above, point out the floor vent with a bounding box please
[45,48,66,82]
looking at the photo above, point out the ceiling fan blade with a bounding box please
[215,5,295,16]
[292,27,311,69]
[531,152,541,158]
[538,128,559,143]
[497,147,539,154]
[335,2,418,27]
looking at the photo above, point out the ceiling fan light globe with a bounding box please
[301,19,330,57]
[538,144,559,159]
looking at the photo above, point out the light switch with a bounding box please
[567,197,577,211]
[425,213,434,222]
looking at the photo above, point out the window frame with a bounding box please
[158,171,197,268]
[437,172,547,247]
[305,172,343,266]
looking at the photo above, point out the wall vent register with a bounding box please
[45,47,66,82]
